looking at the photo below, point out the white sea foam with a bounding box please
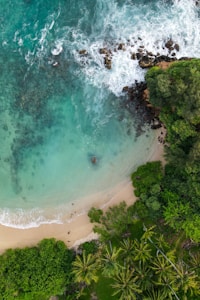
[14,9,61,65]
[51,41,63,56]
[36,13,58,60]
[0,208,63,229]
[69,0,200,95]
[1,0,200,228]
[0,123,157,229]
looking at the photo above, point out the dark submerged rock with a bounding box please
[99,48,112,69]
[151,122,162,130]
[117,43,126,51]
[122,81,156,128]
[154,55,177,64]
[99,48,109,55]
[79,49,88,56]
[104,56,112,69]
[165,39,173,50]
[131,52,136,60]
[139,56,155,68]
[91,156,97,164]
[165,39,180,53]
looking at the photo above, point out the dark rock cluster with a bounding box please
[122,81,162,130]
[99,48,112,69]
[78,38,185,133]
[78,38,181,70]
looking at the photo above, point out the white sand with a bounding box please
[0,128,166,253]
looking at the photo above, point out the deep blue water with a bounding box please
[0,0,199,227]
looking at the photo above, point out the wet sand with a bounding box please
[0,128,166,253]
[0,180,136,252]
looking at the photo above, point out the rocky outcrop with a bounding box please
[78,38,182,70]
[122,80,163,131]
[106,38,180,69]
[138,56,155,68]
[117,43,126,51]
[99,48,112,69]
[122,81,160,128]
[77,39,190,132]
[120,38,193,127]
[104,56,112,69]
[138,54,177,69]
[165,38,180,53]
[79,49,88,56]
[124,52,192,129]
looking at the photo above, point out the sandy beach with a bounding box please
[0,128,165,253]
[0,180,136,252]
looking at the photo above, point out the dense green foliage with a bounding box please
[131,161,163,197]
[1,59,200,300]
[88,202,135,241]
[0,239,75,300]
[144,59,200,242]
[131,161,164,217]
[82,205,200,300]
[77,240,99,255]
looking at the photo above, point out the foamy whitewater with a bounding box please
[0,0,199,228]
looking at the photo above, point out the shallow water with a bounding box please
[0,0,199,227]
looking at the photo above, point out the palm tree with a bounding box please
[143,288,169,300]
[72,250,99,287]
[189,252,200,275]
[143,224,180,274]
[111,267,142,300]
[141,225,156,242]
[151,254,179,300]
[134,261,153,292]
[133,239,152,264]
[100,243,122,277]
[120,238,135,267]
[175,260,200,298]
[154,234,170,253]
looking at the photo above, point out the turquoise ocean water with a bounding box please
[0,0,199,227]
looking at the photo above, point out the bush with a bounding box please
[78,240,99,255]
[131,161,163,197]
[0,239,75,300]
[88,207,103,223]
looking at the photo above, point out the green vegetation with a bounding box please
[2,203,199,299]
[131,161,163,197]
[131,161,164,217]
[88,201,135,241]
[0,59,200,299]
[0,239,75,300]
[79,208,200,300]
[145,59,200,242]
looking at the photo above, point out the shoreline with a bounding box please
[0,128,165,253]
[0,179,136,253]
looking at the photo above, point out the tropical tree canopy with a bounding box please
[0,239,74,300]
[144,59,200,242]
